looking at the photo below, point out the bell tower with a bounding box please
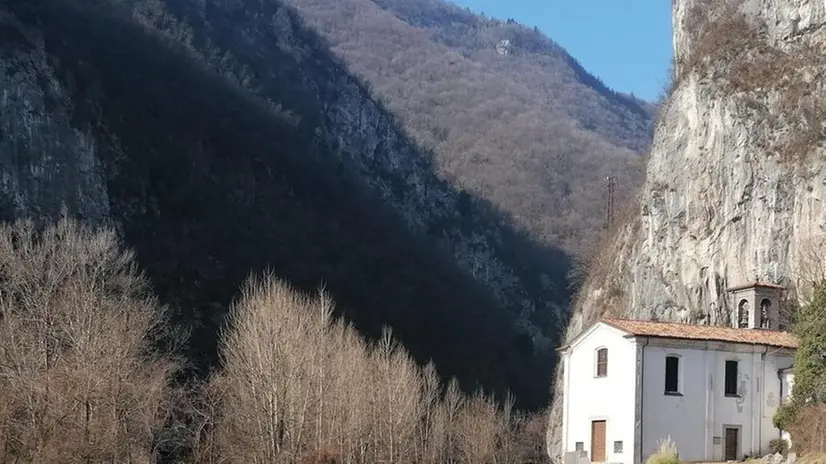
[726,282,784,330]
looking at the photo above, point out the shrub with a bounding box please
[774,402,798,432]
[646,436,681,464]
[791,282,826,405]
[778,281,826,454]
[769,438,789,456]
[799,452,826,464]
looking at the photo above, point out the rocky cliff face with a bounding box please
[0,19,111,223]
[547,0,826,457]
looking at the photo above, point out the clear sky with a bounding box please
[449,0,673,102]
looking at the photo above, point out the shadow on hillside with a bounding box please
[7,0,573,411]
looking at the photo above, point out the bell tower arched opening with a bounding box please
[727,282,785,330]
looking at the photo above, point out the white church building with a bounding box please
[559,283,798,464]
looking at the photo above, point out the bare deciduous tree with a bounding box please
[793,233,826,303]
[203,273,551,463]
[0,220,551,463]
[0,218,179,463]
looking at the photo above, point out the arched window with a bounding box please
[738,299,750,328]
[760,298,772,329]
[595,348,608,377]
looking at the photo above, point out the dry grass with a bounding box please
[193,273,549,463]
[0,217,180,462]
[789,405,826,455]
[646,436,681,464]
[799,453,826,464]
[679,1,752,79]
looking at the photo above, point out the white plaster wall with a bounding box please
[563,323,637,464]
[781,371,795,402]
[640,345,710,462]
[762,357,795,446]
[641,344,794,462]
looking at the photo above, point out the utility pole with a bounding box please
[605,176,615,230]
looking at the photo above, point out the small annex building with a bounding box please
[559,283,798,464]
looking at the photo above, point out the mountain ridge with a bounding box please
[368,0,655,150]
[283,0,655,256]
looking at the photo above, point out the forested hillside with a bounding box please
[283,0,655,255]
[0,0,587,411]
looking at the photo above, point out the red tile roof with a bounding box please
[601,318,798,349]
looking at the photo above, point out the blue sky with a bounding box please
[450,0,673,102]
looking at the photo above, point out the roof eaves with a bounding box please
[560,319,628,352]
[631,334,796,350]
[725,282,785,292]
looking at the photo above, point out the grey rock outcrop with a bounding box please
[762,452,793,464]
[0,13,110,223]
[547,0,826,458]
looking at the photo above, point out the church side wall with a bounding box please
[641,341,794,462]
[640,343,711,462]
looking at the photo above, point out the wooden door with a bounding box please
[724,427,739,461]
[591,420,607,462]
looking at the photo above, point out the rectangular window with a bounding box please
[725,360,739,396]
[575,442,584,451]
[596,348,608,377]
[614,441,624,454]
[665,356,680,394]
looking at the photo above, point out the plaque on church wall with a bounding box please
[713,436,722,445]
